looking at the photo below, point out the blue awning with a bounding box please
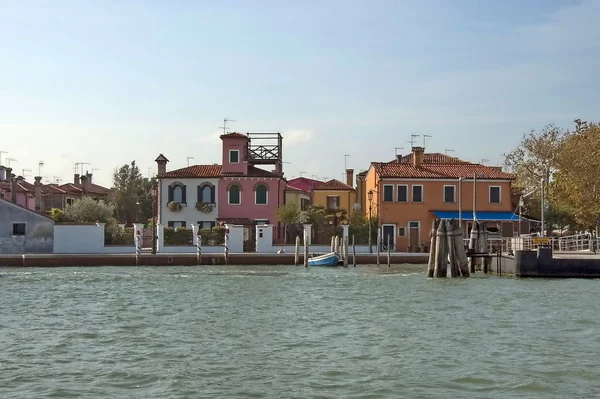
[432,211,520,221]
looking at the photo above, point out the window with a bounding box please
[66,198,73,206]
[228,184,241,205]
[397,185,408,202]
[326,196,340,210]
[168,221,186,228]
[13,223,26,236]
[198,221,215,229]
[199,185,213,203]
[489,186,501,204]
[398,226,406,237]
[409,221,419,228]
[229,149,239,163]
[412,185,423,203]
[443,185,456,203]
[255,184,268,205]
[168,183,186,204]
[300,197,310,211]
[255,219,269,225]
[383,184,394,202]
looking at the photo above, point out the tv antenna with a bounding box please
[79,162,90,175]
[344,154,350,170]
[54,176,62,184]
[0,151,7,166]
[423,134,432,148]
[92,168,100,174]
[38,160,44,176]
[299,171,306,177]
[480,158,490,164]
[408,134,420,148]
[219,117,236,135]
[394,147,404,156]
[22,169,32,178]
[445,149,455,155]
[187,156,194,166]
[7,158,17,167]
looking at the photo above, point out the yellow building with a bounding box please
[312,178,356,213]
[284,185,311,218]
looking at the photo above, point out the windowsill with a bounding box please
[255,203,268,206]
[397,200,408,203]
[228,203,242,205]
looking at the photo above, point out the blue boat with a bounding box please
[308,252,340,267]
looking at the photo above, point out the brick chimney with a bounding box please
[12,175,22,203]
[74,173,80,184]
[80,174,89,192]
[34,176,42,212]
[155,153,169,176]
[396,154,402,163]
[412,146,425,168]
[346,168,354,187]
[86,171,93,185]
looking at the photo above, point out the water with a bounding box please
[2,265,600,398]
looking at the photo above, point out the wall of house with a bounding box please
[158,177,219,228]
[284,191,310,215]
[312,189,355,213]
[0,200,54,254]
[221,137,249,174]
[364,167,380,218]
[377,179,513,251]
[1,191,35,210]
[356,176,367,215]
[219,177,285,224]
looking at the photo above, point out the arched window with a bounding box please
[228,184,241,205]
[173,185,183,203]
[255,184,268,205]
[202,185,212,203]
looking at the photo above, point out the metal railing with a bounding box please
[558,233,592,252]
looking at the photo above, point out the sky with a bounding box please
[1,0,599,187]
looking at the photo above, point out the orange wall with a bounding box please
[313,189,355,213]
[365,174,513,250]
[364,168,379,217]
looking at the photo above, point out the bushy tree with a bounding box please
[277,203,301,241]
[63,197,115,224]
[110,161,156,225]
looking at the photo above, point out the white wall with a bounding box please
[159,246,224,253]
[54,224,136,254]
[159,177,219,228]
[225,224,244,253]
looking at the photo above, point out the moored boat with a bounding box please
[307,252,340,266]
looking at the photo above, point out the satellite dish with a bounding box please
[353,203,361,210]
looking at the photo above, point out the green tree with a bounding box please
[63,197,115,224]
[110,161,156,225]
[276,203,301,241]
[304,204,327,226]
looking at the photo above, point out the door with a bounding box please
[382,225,395,250]
[408,221,420,250]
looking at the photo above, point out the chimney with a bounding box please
[34,176,42,212]
[155,153,169,176]
[396,154,402,163]
[412,146,425,168]
[5,167,12,182]
[86,171,93,185]
[80,174,89,192]
[12,175,22,203]
[346,168,354,187]
[74,173,80,184]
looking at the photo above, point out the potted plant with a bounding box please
[195,202,213,213]
[168,201,182,212]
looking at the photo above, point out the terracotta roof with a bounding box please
[57,183,110,195]
[285,184,310,195]
[216,217,254,225]
[0,181,33,194]
[155,153,169,162]
[357,170,368,178]
[372,162,515,180]
[220,132,248,140]
[42,184,67,194]
[313,179,354,191]
[222,166,282,178]
[391,153,471,164]
[158,164,223,178]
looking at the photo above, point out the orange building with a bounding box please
[364,147,517,252]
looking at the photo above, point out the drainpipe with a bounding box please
[458,177,462,230]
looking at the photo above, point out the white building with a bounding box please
[155,154,221,229]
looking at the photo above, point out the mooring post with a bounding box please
[387,235,391,267]
[376,228,381,266]
[224,227,229,265]
[468,221,478,273]
[434,220,447,277]
[331,236,335,253]
[196,231,202,265]
[427,219,439,278]
[135,228,141,266]
[303,231,309,268]
[343,236,349,267]
[352,234,356,267]
[294,236,300,266]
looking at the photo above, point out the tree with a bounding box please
[304,204,327,226]
[63,197,115,224]
[325,208,348,227]
[110,161,156,225]
[276,203,301,241]
[552,121,600,229]
[504,124,566,233]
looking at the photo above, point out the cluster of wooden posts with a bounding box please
[427,219,491,278]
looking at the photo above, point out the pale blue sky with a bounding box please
[1,0,598,187]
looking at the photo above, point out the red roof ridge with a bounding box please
[220,132,248,140]
[313,179,354,190]
[159,164,223,178]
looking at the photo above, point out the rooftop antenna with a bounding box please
[22,169,32,178]
[79,162,90,175]
[299,171,306,177]
[408,134,420,148]
[423,134,432,148]
[7,158,17,167]
[74,162,80,173]
[38,160,44,176]
[219,117,236,135]
[445,149,455,155]
[92,168,100,174]
[54,176,62,184]
[394,147,404,156]
[0,151,7,166]
[187,156,194,167]
[480,158,490,164]
[147,167,152,178]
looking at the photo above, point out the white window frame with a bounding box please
[228,184,242,205]
[443,185,456,203]
[383,184,394,202]
[255,184,269,205]
[411,185,423,203]
[396,184,408,203]
[408,221,420,229]
[397,226,406,237]
[489,185,501,204]
[255,219,269,226]
[229,149,240,163]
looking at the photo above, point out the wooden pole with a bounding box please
[335,236,340,254]
[427,219,439,278]
[196,232,202,265]
[445,220,459,277]
[387,234,391,267]
[434,220,447,277]
[451,219,470,277]
[352,234,356,267]
[480,222,490,273]
[343,236,348,267]
[468,221,478,273]
[294,235,300,266]
[303,231,309,268]
[376,228,381,266]
[331,236,335,253]
[224,228,229,265]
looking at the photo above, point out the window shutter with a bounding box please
[210,186,215,203]
[168,186,174,202]
[197,185,201,203]
[168,221,174,228]
[182,185,187,203]
[182,221,186,228]
[211,222,216,229]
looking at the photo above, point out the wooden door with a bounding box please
[382,225,395,249]
[409,221,420,249]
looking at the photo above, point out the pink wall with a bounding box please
[218,177,285,223]
[1,191,34,210]
[287,177,321,193]
[221,137,249,175]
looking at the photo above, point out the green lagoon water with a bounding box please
[1,265,600,398]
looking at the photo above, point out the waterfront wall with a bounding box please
[515,248,600,278]
[54,224,136,254]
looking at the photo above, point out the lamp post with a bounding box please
[368,189,373,253]
[152,184,158,254]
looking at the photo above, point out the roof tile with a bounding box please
[159,164,223,178]
[220,132,248,140]
[313,179,354,190]
[372,162,515,179]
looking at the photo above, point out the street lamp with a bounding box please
[152,184,158,254]
[368,189,373,253]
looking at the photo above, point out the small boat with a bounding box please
[308,252,340,267]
